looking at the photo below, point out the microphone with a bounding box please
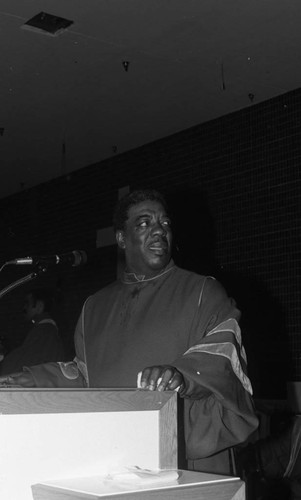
[7,250,87,267]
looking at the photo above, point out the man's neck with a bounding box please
[123,260,174,283]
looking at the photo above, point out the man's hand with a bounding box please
[138,365,184,392]
[0,371,35,388]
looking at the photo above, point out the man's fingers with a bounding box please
[140,366,162,390]
[157,368,184,392]
[0,376,21,387]
[139,366,184,392]
[0,372,22,387]
[157,368,177,391]
[0,372,35,388]
[166,372,184,391]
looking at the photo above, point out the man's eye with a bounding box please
[162,220,171,227]
[138,221,148,227]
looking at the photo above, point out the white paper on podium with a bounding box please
[33,469,241,498]
[37,468,180,496]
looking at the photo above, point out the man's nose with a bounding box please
[151,221,167,235]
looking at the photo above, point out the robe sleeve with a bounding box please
[174,277,258,459]
[24,360,86,387]
[24,303,89,388]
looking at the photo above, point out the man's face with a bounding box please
[117,200,172,277]
[23,293,40,322]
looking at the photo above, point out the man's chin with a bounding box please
[148,255,170,270]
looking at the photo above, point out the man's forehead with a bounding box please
[127,200,168,219]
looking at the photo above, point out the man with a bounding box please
[0,288,64,375]
[0,189,258,474]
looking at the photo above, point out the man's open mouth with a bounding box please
[149,242,168,254]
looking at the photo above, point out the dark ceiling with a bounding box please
[1,0,300,199]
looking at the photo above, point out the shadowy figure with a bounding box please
[0,287,65,375]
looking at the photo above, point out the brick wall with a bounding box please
[0,87,300,396]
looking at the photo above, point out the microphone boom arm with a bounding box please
[0,266,47,300]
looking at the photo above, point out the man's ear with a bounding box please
[116,231,126,249]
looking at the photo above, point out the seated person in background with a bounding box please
[0,189,258,475]
[0,287,64,375]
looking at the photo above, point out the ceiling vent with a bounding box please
[22,12,73,36]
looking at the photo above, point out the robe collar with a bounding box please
[122,259,175,284]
